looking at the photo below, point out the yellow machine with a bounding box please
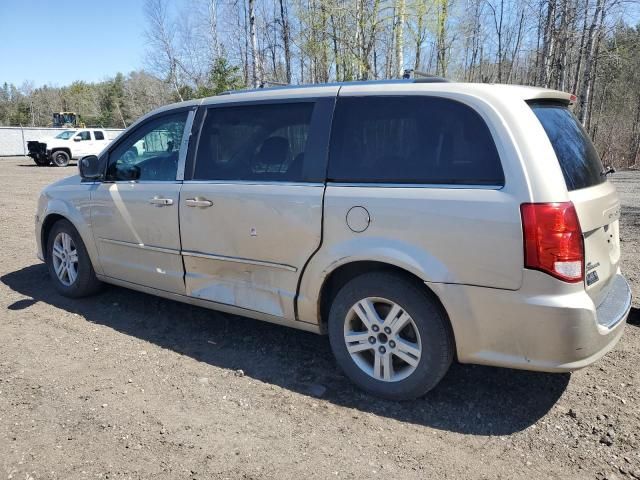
[52,112,85,128]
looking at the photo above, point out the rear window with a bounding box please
[530,102,605,191]
[328,96,504,185]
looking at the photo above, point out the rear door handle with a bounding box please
[149,197,174,206]
[185,198,213,208]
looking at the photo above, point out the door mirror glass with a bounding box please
[79,155,102,179]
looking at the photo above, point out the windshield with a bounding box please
[530,102,605,191]
[55,130,76,140]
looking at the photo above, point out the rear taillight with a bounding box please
[520,202,584,283]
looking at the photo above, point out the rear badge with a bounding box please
[586,270,599,286]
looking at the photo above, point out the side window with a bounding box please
[194,102,315,182]
[77,131,91,141]
[94,131,105,140]
[328,96,504,185]
[106,112,188,182]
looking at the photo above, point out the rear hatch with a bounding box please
[530,102,621,307]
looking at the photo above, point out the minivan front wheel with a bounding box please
[328,272,454,400]
[46,219,102,297]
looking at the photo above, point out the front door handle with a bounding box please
[149,196,174,206]
[185,198,213,208]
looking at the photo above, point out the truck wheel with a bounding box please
[328,271,454,400]
[46,219,102,298]
[51,150,70,167]
[33,156,50,166]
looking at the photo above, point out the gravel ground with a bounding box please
[0,156,638,480]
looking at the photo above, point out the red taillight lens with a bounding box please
[520,202,584,283]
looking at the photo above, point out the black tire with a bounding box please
[46,219,102,298]
[33,156,50,166]
[51,150,70,167]
[328,271,454,400]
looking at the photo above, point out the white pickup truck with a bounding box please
[27,129,114,167]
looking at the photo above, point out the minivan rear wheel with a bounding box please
[328,272,453,400]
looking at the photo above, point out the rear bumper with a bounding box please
[430,271,631,372]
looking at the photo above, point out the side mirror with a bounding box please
[73,136,82,142]
[79,155,102,179]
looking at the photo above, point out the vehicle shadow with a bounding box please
[628,306,640,327]
[2,263,570,436]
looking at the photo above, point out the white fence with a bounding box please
[0,127,124,156]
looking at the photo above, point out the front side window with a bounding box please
[328,96,504,185]
[194,102,315,182]
[106,112,187,182]
[55,130,75,139]
[77,131,91,141]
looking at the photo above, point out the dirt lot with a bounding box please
[0,156,638,480]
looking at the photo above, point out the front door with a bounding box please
[73,130,94,157]
[91,110,192,294]
[179,98,334,319]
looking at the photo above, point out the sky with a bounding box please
[0,0,147,87]
[1,0,639,89]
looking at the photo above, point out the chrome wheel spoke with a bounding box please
[51,232,78,286]
[383,306,411,334]
[372,352,393,381]
[62,233,71,251]
[52,244,65,260]
[353,298,381,329]
[345,331,372,354]
[394,338,421,366]
[54,259,65,277]
[67,264,78,283]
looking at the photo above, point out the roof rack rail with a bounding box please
[259,80,288,88]
[402,69,449,83]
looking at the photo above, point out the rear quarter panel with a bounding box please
[297,86,535,325]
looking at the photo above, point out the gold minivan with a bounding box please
[35,80,632,400]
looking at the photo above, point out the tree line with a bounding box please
[1,0,638,168]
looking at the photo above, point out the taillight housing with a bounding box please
[520,202,584,283]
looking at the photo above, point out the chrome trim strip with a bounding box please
[181,250,298,272]
[98,237,181,255]
[326,182,503,190]
[99,238,297,271]
[183,180,324,187]
[176,108,196,181]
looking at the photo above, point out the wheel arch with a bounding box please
[316,261,454,348]
[39,205,102,275]
[41,213,67,261]
[49,147,72,157]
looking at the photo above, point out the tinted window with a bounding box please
[106,112,187,182]
[530,103,604,191]
[328,96,503,185]
[78,131,91,141]
[194,102,315,182]
[94,131,105,140]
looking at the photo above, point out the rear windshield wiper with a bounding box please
[601,166,616,177]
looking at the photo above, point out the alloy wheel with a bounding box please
[51,232,79,286]
[343,297,422,382]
